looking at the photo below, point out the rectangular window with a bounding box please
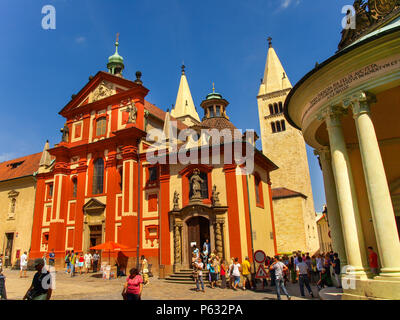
[72,178,77,198]
[96,117,107,136]
[47,183,53,200]
[148,167,158,182]
[215,106,221,117]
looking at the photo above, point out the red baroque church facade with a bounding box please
[29,42,278,275]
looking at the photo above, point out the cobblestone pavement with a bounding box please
[2,269,321,300]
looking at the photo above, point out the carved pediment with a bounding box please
[83,198,106,214]
[8,190,19,198]
[91,81,114,102]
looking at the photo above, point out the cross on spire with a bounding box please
[268,36,272,48]
[116,32,120,43]
[212,82,215,93]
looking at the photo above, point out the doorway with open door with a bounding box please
[186,216,210,268]
[4,233,14,267]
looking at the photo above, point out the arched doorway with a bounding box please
[186,216,210,267]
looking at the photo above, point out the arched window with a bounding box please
[271,122,276,133]
[279,102,283,113]
[96,117,107,136]
[276,121,281,132]
[189,171,208,199]
[274,103,279,114]
[92,158,104,194]
[281,120,286,131]
[209,107,215,118]
[72,177,77,198]
[269,104,274,115]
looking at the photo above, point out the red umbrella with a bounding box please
[90,241,129,265]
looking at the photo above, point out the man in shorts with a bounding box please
[241,256,253,290]
[20,251,28,278]
[84,251,92,274]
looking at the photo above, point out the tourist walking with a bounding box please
[296,257,314,298]
[23,258,52,300]
[289,256,297,283]
[323,253,332,284]
[269,256,291,300]
[122,268,143,300]
[241,256,252,290]
[93,251,100,273]
[65,251,71,274]
[220,260,227,289]
[49,249,55,269]
[194,257,205,292]
[332,253,342,288]
[230,258,241,290]
[0,269,6,300]
[368,246,379,275]
[78,253,84,275]
[70,250,77,277]
[140,255,149,285]
[209,257,218,288]
[84,251,92,274]
[317,268,333,290]
[20,251,28,278]
[203,239,211,255]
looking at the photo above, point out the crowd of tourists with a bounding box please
[190,241,349,300]
[63,250,101,276]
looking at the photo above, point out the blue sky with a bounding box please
[0,0,352,212]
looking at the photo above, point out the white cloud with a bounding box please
[75,36,86,44]
[0,152,16,163]
[280,0,301,10]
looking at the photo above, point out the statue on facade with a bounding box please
[190,169,204,200]
[211,185,220,206]
[173,191,180,210]
[60,123,69,142]
[126,101,137,124]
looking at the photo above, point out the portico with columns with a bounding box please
[284,8,400,299]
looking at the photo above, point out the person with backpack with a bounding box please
[65,251,71,274]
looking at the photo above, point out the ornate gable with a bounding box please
[83,198,106,213]
[59,71,138,117]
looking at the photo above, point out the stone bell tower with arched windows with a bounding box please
[257,37,319,254]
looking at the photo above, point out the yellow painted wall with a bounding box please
[272,196,308,254]
[246,168,275,256]
[0,176,36,266]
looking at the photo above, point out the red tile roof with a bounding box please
[272,187,307,200]
[0,152,42,182]
[144,100,188,131]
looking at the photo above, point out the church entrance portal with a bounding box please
[186,216,210,267]
[89,225,103,248]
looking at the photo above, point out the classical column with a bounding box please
[349,91,400,278]
[215,220,224,259]
[322,105,368,277]
[173,222,182,266]
[314,147,347,266]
